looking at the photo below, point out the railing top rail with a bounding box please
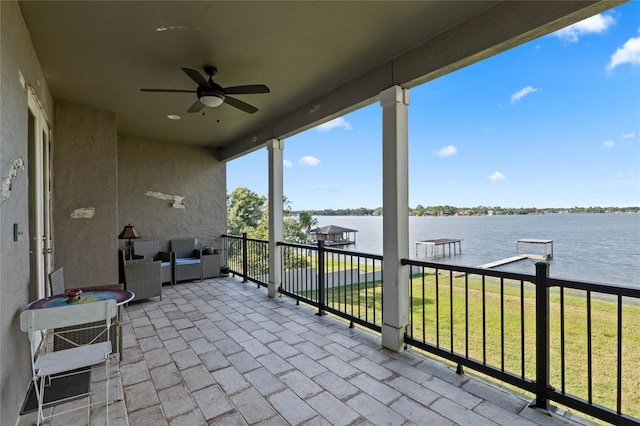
[548,276,640,298]
[403,257,640,298]
[401,258,534,283]
[223,234,268,243]
[277,240,384,260]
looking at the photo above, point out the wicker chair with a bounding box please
[132,240,173,285]
[170,238,203,283]
[48,267,65,296]
[122,251,162,301]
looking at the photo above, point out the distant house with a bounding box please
[310,225,357,246]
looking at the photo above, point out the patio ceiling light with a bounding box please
[200,93,225,107]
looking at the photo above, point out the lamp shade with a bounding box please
[200,93,225,107]
[118,224,140,240]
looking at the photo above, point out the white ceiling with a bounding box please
[18,1,619,160]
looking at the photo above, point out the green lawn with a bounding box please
[314,271,640,420]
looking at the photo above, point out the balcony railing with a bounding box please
[223,233,269,287]
[221,234,640,425]
[278,240,383,332]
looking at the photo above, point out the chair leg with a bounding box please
[37,377,45,426]
[105,357,110,426]
[87,393,91,426]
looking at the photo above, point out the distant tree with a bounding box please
[227,187,267,235]
[298,212,318,241]
[283,217,307,243]
[227,187,311,243]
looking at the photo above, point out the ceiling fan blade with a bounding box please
[187,99,205,113]
[224,84,270,95]
[181,67,209,87]
[140,89,196,93]
[224,96,258,114]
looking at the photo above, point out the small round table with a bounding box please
[25,289,134,360]
[26,289,135,310]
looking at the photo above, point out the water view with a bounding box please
[313,213,640,287]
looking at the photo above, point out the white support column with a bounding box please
[267,139,284,298]
[380,85,410,352]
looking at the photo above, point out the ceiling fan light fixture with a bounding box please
[200,93,225,107]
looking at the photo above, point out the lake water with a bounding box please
[313,213,640,287]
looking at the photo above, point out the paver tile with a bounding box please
[268,389,317,425]
[390,396,455,425]
[244,367,287,396]
[430,397,497,426]
[230,387,278,424]
[280,370,323,399]
[313,371,360,400]
[307,391,360,425]
[350,373,401,405]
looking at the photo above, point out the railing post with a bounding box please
[242,232,248,283]
[316,240,325,316]
[532,261,550,412]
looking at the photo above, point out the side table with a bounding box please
[202,253,221,278]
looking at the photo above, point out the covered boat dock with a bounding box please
[310,225,357,246]
[415,238,462,258]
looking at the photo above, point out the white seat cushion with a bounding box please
[175,258,200,265]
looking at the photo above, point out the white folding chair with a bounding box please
[20,299,118,426]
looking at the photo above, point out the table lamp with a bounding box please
[118,224,140,259]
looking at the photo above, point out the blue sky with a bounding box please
[228,2,640,211]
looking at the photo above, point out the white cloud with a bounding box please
[488,171,505,181]
[622,131,637,139]
[315,185,338,192]
[448,179,457,185]
[553,13,615,43]
[435,145,458,157]
[510,86,539,104]
[603,140,615,148]
[607,35,640,71]
[299,156,321,166]
[283,160,293,168]
[316,117,352,132]
[616,170,636,178]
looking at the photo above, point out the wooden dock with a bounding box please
[477,253,549,269]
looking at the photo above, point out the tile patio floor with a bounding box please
[19,277,596,426]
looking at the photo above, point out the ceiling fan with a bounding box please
[141,66,269,114]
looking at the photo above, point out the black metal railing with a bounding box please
[220,234,639,424]
[278,241,383,332]
[222,234,243,276]
[402,258,640,425]
[222,233,269,287]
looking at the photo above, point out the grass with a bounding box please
[303,269,640,420]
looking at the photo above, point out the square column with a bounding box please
[380,86,410,352]
[267,139,284,298]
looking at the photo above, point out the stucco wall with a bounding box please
[0,1,54,424]
[1,3,227,421]
[52,104,119,288]
[118,137,227,252]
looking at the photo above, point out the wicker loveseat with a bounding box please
[171,238,203,283]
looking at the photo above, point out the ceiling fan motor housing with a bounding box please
[197,84,225,100]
